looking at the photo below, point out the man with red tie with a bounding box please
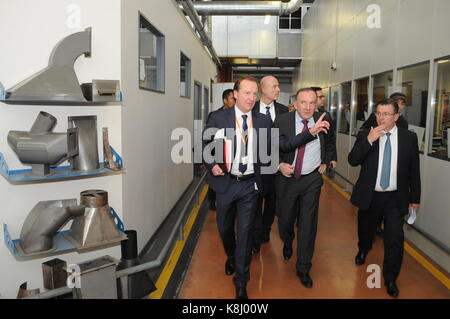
[273,88,334,288]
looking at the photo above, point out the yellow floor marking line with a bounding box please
[149,185,208,299]
[323,175,450,290]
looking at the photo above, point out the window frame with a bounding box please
[138,12,165,93]
[180,51,191,98]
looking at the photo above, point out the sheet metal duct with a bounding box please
[68,116,100,171]
[19,199,85,254]
[6,28,91,101]
[66,190,124,250]
[8,111,79,176]
[190,0,303,16]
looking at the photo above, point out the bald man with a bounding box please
[251,76,288,253]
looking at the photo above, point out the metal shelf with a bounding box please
[3,207,126,261]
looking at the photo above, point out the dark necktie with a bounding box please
[293,120,309,179]
[238,115,248,174]
[380,132,392,189]
[266,106,271,115]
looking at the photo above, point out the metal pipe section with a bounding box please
[179,0,221,66]
[190,0,303,16]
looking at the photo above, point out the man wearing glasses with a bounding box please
[348,99,421,298]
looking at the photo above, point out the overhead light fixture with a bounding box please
[437,59,450,64]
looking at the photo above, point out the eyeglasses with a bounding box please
[375,112,396,117]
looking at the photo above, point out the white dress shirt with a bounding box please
[259,101,276,122]
[375,125,398,191]
[231,106,255,176]
[291,113,321,175]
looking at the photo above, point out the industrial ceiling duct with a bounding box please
[190,0,304,16]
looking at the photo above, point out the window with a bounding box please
[278,6,310,31]
[373,71,393,106]
[180,52,191,97]
[338,82,352,134]
[396,62,430,153]
[352,77,369,136]
[329,86,339,136]
[139,13,165,92]
[429,58,450,161]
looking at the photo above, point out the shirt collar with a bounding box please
[234,105,251,118]
[295,112,314,125]
[261,100,274,109]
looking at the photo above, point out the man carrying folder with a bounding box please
[202,76,272,299]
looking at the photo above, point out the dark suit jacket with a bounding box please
[202,106,273,195]
[348,127,421,215]
[273,111,335,196]
[361,113,409,130]
[252,101,288,120]
[252,101,288,193]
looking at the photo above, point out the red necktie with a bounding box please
[294,120,309,179]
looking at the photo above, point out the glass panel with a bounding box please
[329,87,339,136]
[396,62,429,152]
[279,18,290,29]
[180,52,190,97]
[430,59,450,160]
[139,14,164,92]
[373,71,393,105]
[291,19,301,29]
[339,82,352,134]
[352,78,369,136]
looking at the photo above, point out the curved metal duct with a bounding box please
[190,0,303,16]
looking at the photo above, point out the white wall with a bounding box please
[295,0,450,270]
[0,0,123,298]
[121,0,217,250]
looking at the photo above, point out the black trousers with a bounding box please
[215,178,259,287]
[358,191,404,283]
[252,187,276,246]
[276,170,323,273]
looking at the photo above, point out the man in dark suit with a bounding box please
[274,88,334,288]
[251,76,288,253]
[360,92,409,237]
[207,89,235,211]
[202,76,273,299]
[348,98,421,298]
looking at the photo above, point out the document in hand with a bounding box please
[214,129,232,173]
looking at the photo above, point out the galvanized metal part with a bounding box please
[42,258,68,290]
[8,111,79,176]
[68,116,100,171]
[187,0,303,16]
[19,199,85,254]
[72,255,119,299]
[65,190,125,250]
[6,28,92,101]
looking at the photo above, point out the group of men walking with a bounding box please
[202,76,421,299]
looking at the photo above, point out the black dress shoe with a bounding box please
[235,286,248,299]
[225,258,235,276]
[355,251,367,265]
[209,202,216,211]
[297,272,313,288]
[385,281,399,298]
[283,244,293,260]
